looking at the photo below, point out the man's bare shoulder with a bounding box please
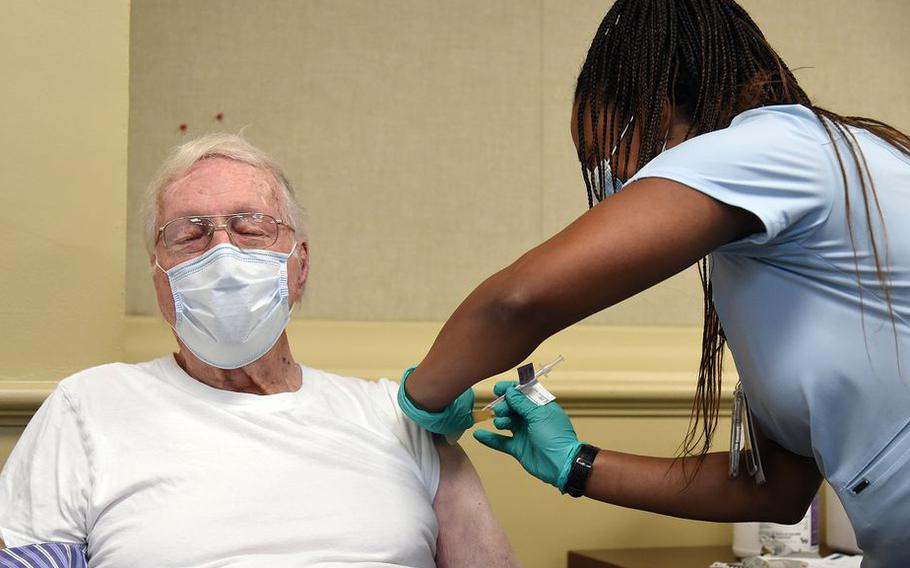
[433,439,522,568]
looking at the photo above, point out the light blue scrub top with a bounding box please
[629,105,910,567]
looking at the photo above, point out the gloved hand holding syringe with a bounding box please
[399,352,583,491]
[472,355,564,423]
[397,354,566,445]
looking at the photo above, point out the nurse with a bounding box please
[397,0,910,565]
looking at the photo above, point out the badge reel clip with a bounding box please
[729,382,766,485]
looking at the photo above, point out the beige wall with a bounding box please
[0,1,130,381]
[126,0,910,326]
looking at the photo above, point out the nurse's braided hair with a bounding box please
[575,0,910,467]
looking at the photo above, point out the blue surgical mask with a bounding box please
[156,243,296,369]
[588,116,634,205]
[588,118,673,205]
[590,159,625,204]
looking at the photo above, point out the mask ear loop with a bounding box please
[154,255,166,274]
[286,240,299,259]
[611,115,634,184]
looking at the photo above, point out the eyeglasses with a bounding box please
[157,212,293,255]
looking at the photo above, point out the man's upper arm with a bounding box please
[432,438,521,568]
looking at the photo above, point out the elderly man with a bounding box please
[0,134,519,567]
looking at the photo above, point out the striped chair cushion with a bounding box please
[0,543,87,568]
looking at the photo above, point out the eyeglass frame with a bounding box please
[155,211,296,253]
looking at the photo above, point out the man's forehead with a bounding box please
[159,158,281,217]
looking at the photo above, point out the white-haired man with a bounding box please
[0,134,519,567]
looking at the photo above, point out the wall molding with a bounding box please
[0,381,59,427]
[0,317,737,425]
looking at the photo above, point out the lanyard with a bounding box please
[729,382,766,484]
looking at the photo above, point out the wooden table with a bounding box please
[568,546,739,568]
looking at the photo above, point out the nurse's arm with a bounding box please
[585,427,823,523]
[406,178,762,409]
[433,439,521,568]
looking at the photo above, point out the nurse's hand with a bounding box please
[398,367,475,436]
[474,381,584,492]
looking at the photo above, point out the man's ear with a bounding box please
[295,240,310,290]
[149,252,162,274]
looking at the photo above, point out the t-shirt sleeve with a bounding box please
[374,379,441,500]
[0,385,91,547]
[627,109,837,249]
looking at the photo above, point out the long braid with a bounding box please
[574,0,908,468]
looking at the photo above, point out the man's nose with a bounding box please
[209,226,234,247]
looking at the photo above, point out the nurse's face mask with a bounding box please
[154,212,297,369]
[588,117,671,205]
[588,117,634,205]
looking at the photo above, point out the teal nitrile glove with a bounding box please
[473,381,584,492]
[398,367,476,436]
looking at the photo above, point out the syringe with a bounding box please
[471,355,565,423]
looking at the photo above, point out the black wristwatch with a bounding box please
[564,444,599,497]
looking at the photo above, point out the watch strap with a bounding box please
[565,443,599,497]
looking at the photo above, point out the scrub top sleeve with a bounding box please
[627,110,837,249]
[0,386,91,547]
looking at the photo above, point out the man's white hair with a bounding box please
[142,133,306,253]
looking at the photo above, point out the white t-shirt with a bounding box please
[629,104,910,566]
[0,356,441,568]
